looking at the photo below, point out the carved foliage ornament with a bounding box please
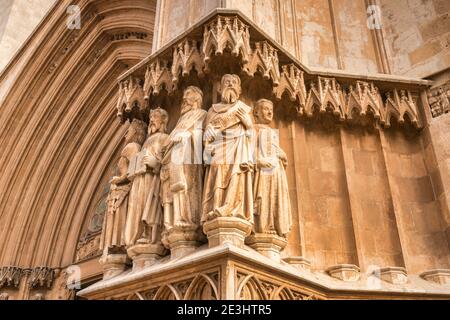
[0,266,23,288]
[28,267,55,289]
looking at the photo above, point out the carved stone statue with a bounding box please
[99,119,146,279]
[246,99,292,261]
[202,74,254,247]
[160,86,207,257]
[124,108,169,268]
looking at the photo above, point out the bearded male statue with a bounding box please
[161,86,206,231]
[124,108,169,249]
[201,74,254,247]
[160,87,207,257]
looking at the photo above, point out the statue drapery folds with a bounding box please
[124,108,169,247]
[101,74,293,275]
[202,74,255,224]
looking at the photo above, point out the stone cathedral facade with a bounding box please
[0,0,449,300]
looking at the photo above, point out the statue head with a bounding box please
[254,99,274,124]
[181,86,203,115]
[125,119,146,145]
[219,74,241,104]
[149,107,169,134]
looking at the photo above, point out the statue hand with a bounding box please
[171,131,190,144]
[236,106,252,129]
[204,126,218,142]
[142,155,158,168]
[172,135,182,143]
[110,176,123,185]
[258,160,273,169]
[279,150,287,162]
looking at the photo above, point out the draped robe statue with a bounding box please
[161,86,206,233]
[100,119,146,256]
[124,108,169,246]
[202,74,254,223]
[252,99,292,238]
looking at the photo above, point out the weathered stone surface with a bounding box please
[0,0,449,301]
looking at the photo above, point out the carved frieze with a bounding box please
[117,13,424,129]
[428,82,450,118]
[76,233,102,262]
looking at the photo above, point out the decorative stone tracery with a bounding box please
[116,15,423,130]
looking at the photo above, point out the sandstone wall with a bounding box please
[379,0,450,78]
[0,0,57,73]
[278,120,450,272]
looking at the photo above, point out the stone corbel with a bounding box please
[304,77,345,120]
[420,269,450,285]
[116,76,146,120]
[244,41,280,85]
[382,89,420,128]
[345,81,382,120]
[375,266,408,285]
[326,264,360,282]
[282,256,312,272]
[274,64,307,112]
[202,15,251,71]
[143,59,173,99]
[171,39,204,86]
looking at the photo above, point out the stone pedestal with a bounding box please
[165,225,202,259]
[376,267,408,285]
[326,264,360,282]
[99,254,127,280]
[203,217,252,248]
[127,243,167,271]
[246,233,287,262]
[283,256,312,272]
[420,269,450,285]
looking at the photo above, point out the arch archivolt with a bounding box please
[0,0,158,274]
